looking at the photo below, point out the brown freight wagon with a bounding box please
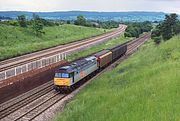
[108,43,127,61]
[94,50,112,68]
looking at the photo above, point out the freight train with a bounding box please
[54,42,128,93]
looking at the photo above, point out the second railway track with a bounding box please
[0,33,151,121]
[0,25,126,72]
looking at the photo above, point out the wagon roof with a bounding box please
[94,50,111,57]
[108,43,127,51]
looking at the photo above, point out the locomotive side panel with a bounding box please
[73,57,98,84]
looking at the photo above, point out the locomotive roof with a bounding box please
[57,56,97,73]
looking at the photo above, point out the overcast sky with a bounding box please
[0,0,180,14]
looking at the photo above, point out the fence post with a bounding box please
[40,59,42,68]
[26,64,28,72]
[4,71,7,80]
[62,54,64,60]
[15,67,17,76]
[64,53,66,60]
[60,54,62,61]
[20,66,22,74]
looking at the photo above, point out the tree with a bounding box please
[151,28,161,39]
[74,15,86,26]
[161,14,178,40]
[67,20,71,24]
[17,15,27,27]
[151,13,180,44]
[141,21,153,32]
[174,21,180,35]
[124,32,131,38]
[124,22,152,38]
[161,24,172,40]
[151,27,162,45]
[170,14,178,35]
[32,14,44,36]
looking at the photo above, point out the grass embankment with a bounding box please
[67,35,131,61]
[0,24,107,60]
[55,35,180,121]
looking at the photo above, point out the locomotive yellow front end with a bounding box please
[54,72,72,91]
[54,77,71,87]
[54,66,75,92]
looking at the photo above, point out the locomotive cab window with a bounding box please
[61,73,69,78]
[55,73,69,78]
[55,73,61,78]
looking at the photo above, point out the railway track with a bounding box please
[0,33,151,121]
[127,33,151,54]
[0,82,54,119]
[0,25,126,72]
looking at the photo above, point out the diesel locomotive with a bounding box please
[54,42,128,92]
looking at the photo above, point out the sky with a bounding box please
[0,0,180,14]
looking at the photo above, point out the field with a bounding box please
[0,24,107,60]
[54,35,180,121]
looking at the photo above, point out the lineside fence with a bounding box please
[0,53,66,81]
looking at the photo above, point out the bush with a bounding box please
[154,37,161,45]
[55,22,60,26]
[9,20,19,26]
[67,20,71,24]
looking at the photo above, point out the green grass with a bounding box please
[67,35,131,61]
[0,24,107,60]
[54,35,180,121]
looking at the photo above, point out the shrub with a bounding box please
[9,20,19,26]
[154,37,161,45]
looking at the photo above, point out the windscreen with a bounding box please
[61,73,69,78]
[55,73,69,78]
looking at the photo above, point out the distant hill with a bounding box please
[0,11,171,22]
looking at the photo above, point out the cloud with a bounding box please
[0,0,180,14]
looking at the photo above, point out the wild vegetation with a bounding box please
[54,35,180,121]
[151,13,180,44]
[0,24,106,60]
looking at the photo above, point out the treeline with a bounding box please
[72,15,120,29]
[97,21,119,29]
[0,14,128,32]
[124,21,153,38]
[0,14,61,36]
[151,13,180,44]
